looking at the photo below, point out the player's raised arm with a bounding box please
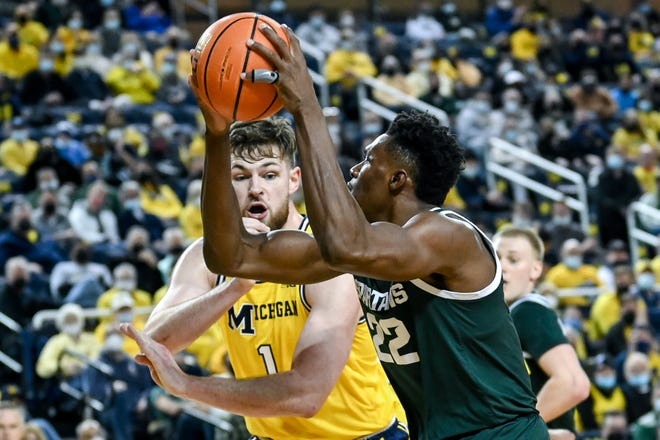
[245,26,483,284]
[189,73,338,284]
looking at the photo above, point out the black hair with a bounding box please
[385,110,464,205]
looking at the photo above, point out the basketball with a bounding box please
[192,12,289,121]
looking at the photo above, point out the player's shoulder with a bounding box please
[510,294,555,316]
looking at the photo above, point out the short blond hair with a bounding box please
[493,226,545,261]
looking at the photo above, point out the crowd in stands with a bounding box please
[0,0,659,438]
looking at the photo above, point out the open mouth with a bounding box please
[247,202,267,220]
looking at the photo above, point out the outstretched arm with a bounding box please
[144,238,254,353]
[189,74,339,285]
[122,273,361,417]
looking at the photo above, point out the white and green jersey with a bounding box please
[510,293,574,431]
[355,209,540,439]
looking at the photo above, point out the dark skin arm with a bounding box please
[246,25,495,288]
[189,69,338,285]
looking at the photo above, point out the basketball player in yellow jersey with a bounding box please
[123,117,407,440]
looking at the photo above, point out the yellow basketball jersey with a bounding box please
[216,220,405,439]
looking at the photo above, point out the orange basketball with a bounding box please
[192,12,288,121]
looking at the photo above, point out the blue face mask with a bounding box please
[638,273,656,290]
[564,318,583,331]
[564,255,582,270]
[607,154,625,170]
[595,374,617,390]
[628,373,651,388]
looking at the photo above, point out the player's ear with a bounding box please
[530,260,543,282]
[289,166,301,194]
[388,170,407,192]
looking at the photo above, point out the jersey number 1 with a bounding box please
[258,344,278,374]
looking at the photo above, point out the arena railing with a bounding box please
[298,39,331,108]
[170,0,218,27]
[31,306,155,330]
[0,311,23,374]
[626,201,660,265]
[356,76,450,127]
[485,137,591,235]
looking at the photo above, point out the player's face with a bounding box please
[231,151,300,230]
[495,235,543,304]
[348,135,395,222]
[0,409,24,440]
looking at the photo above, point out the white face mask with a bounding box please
[115,280,136,291]
[104,334,124,352]
[63,322,83,336]
[116,311,133,323]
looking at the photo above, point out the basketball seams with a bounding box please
[201,16,254,113]
[254,93,280,120]
[233,14,260,120]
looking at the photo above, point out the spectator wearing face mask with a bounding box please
[0,24,39,80]
[65,40,111,106]
[612,110,658,162]
[454,150,510,231]
[32,190,75,245]
[405,1,445,44]
[123,226,163,295]
[621,351,653,425]
[455,90,497,159]
[153,26,192,80]
[20,50,76,106]
[484,0,520,37]
[14,4,49,50]
[155,52,190,106]
[97,8,122,57]
[576,355,626,433]
[68,181,120,248]
[0,118,39,178]
[117,180,164,241]
[373,55,412,109]
[27,167,61,207]
[294,6,340,56]
[541,200,589,266]
[156,227,185,286]
[545,238,603,310]
[51,121,91,168]
[594,148,643,249]
[55,9,90,55]
[324,28,377,120]
[567,70,618,123]
[36,303,100,381]
[96,263,151,316]
[605,297,650,359]
[95,292,147,357]
[598,240,632,292]
[134,163,182,225]
[46,36,75,77]
[491,87,538,153]
[591,266,648,344]
[0,256,54,383]
[86,325,153,440]
[632,260,660,332]
[49,243,112,304]
[632,145,658,196]
[0,200,66,272]
[631,380,660,439]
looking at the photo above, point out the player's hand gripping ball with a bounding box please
[192,12,289,121]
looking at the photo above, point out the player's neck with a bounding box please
[282,202,305,230]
